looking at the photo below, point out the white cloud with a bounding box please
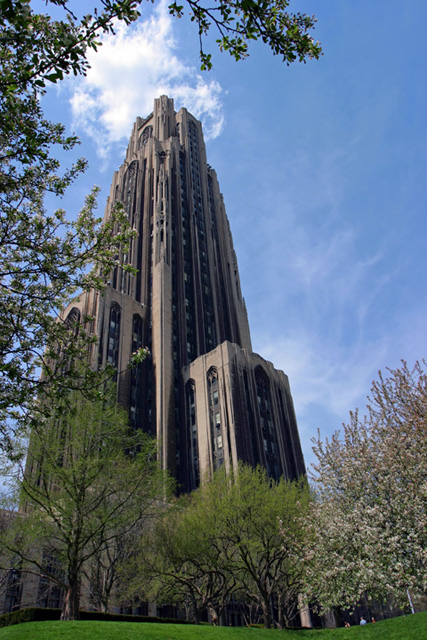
[255,329,385,420]
[253,327,391,470]
[68,0,224,160]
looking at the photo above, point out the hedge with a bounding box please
[0,607,193,628]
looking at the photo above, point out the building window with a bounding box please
[186,380,199,490]
[61,307,82,374]
[129,314,143,430]
[124,160,138,218]
[139,125,153,148]
[255,367,282,480]
[37,552,64,609]
[107,303,121,371]
[208,368,223,469]
[276,387,298,480]
[4,565,22,613]
[65,307,81,334]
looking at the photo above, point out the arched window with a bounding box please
[107,303,121,370]
[65,307,80,335]
[123,160,138,220]
[276,387,298,481]
[207,368,223,469]
[4,563,22,612]
[129,315,143,429]
[186,380,199,490]
[138,125,153,148]
[255,367,282,480]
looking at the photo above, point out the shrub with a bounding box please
[0,607,192,628]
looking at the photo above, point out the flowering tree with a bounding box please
[0,1,151,459]
[303,361,427,612]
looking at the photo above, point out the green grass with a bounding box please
[0,612,426,640]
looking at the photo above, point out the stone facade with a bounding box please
[1,95,306,618]
[61,95,305,491]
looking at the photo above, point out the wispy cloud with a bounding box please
[257,329,388,418]
[243,158,400,463]
[254,326,391,469]
[68,0,224,160]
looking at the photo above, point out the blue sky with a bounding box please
[41,0,427,470]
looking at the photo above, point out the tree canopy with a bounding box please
[1,390,170,620]
[168,0,321,70]
[1,1,321,93]
[126,464,310,627]
[0,0,149,456]
[304,361,427,614]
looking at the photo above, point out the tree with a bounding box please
[0,166,138,457]
[304,361,427,614]
[0,510,25,614]
[82,525,143,613]
[1,390,170,620]
[1,1,321,93]
[131,464,310,627]
[140,478,237,624]
[168,0,321,70]
[212,465,309,628]
[0,0,150,458]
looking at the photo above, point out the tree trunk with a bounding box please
[61,579,80,620]
[277,595,284,629]
[208,606,219,625]
[261,599,272,629]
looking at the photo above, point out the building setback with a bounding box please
[62,95,305,492]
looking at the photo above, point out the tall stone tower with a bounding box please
[63,96,305,492]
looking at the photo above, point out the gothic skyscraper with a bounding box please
[63,96,305,492]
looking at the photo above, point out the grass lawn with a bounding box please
[0,612,426,640]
